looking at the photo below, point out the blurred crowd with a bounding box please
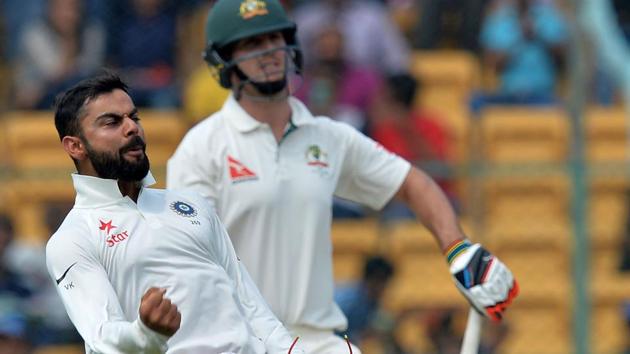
[1,0,630,352]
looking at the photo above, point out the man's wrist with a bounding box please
[444,239,472,265]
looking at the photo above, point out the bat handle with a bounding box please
[461,308,483,354]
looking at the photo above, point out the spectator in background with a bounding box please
[0,0,44,62]
[371,73,457,216]
[294,25,382,133]
[5,203,81,346]
[334,256,398,349]
[107,0,180,108]
[613,0,630,41]
[0,215,32,304]
[412,0,491,52]
[473,0,568,112]
[424,306,509,354]
[424,308,460,354]
[0,311,31,354]
[0,215,32,353]
[292,0,410,74]
[13,0,105,109]
[590,0,630,106]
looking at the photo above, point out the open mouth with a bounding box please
[122,144,145,159]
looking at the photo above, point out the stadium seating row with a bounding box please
[331,219,630,354]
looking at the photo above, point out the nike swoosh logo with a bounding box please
[56,262,77,285]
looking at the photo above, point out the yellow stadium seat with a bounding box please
[139,110,187,187]
[416,91,471,162]
[331,219,381,252]
[588,176,630,250]
[331,219,381,282]
[410,51,479,163]
[591,248,630,305]
[2,112,74,241]
[497,250,570,306]
[480,106,569,163]
[4,111,73,172]
[4,179,75,242]
[384,252,465,312]
[482,174,571,251]
[183,65,231,125]
[384,218,476,257]
[0,118,8,166]
[591,303,628,354]
[498,305,571,354]
[410,50,481,99]
[585,106,629,162]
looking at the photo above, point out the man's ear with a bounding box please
[62,136,86,161]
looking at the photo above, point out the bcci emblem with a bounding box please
[305,145,329,168]
[170,201,198,218]
[239,0,268,20]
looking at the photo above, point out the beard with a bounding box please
[82,135,150,182]
[250,78,288,95]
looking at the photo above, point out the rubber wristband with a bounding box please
[445,239,472,265]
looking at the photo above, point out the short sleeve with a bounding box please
[334,123,411,210]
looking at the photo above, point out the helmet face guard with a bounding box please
[202,0,303,89]
[203,35,303,90]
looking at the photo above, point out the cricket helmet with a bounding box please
[202,0,302,89]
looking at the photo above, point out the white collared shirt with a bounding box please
[167,95,410,330]
[46,172,297,354]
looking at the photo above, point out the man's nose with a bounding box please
[122,116,139,136]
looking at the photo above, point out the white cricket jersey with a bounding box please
[167,95,411,331]
[46,172,298,354]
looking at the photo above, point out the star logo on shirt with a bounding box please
[99,220,116,235]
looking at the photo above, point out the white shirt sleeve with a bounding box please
[46,233,169,354]
[207,211,301,354]
[334,123,411,209]
[167,129,220,207]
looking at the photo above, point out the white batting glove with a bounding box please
[445,240,519,321]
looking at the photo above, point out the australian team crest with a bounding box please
[240,0,268,20]
[170,201,198,218]
[306,145,329,168]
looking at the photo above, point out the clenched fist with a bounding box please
[446,241,519,321]
[139,287,181,337]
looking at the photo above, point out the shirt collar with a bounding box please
[72,172,156,207]
[224,93,315,133]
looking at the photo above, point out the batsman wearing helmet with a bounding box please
[168,0,519,352]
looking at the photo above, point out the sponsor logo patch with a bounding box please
[99,219,116,234]
[99,219,131,247]
[228,155,258,183]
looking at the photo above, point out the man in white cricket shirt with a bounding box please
[46,73,304,354]
[167,0,519,352]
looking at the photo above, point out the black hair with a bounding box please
[54,71,129,141]
[363,255,394,282]
[386,72,419,109]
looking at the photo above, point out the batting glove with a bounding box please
[445,240,519,321]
